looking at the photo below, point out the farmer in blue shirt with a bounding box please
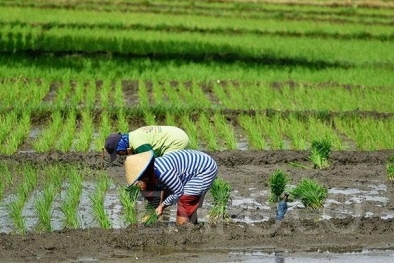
[125,149,218,224]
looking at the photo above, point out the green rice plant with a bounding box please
[291,178,328,210]
[307,116,343,150]
[165,112,176,126]
[212,81,232,108]
[74,109,94,152]
[267,114,285,150]
[143,109,157,126]
[137,80,149,108]
[0,161,13,191]
[180,114,198,149]
[208,177,231,221]
[35,184,56,232]
[0,112,16,145]
[69,81,85,108]
[198,113,218,151]
[116,108,129,132]
[56,110,77,152]
[93,111,112,151]
[7,199,26,234]
[60,166,82,229]
[99,80,111,109]
[386,163,394,181]
[32,111,62,152]
[143,204,159,225]
[238,115,266,150]
[268,169,290,203]
[8,164,38,233]
[112,79,125,107]
[287,114,308,150]
[386,154,394,181]
[119,185,140,224]
[89,174,111,229]
[213,113,237,150]
[309,138,332,169]
[2,111,31,155]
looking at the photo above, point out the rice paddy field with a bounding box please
[1,0,394,262]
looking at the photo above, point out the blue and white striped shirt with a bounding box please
[154,149,218,206]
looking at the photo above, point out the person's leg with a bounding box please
[176,195,201,224]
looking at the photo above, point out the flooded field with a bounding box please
[0,150,394,262]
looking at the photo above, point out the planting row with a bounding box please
[0,107,393,155]
[2,6,394,41]
[1,0,393,22]
[1,54,393,88]
[2,26,393,69]
[0,161,235,233]
[2,79,394,114]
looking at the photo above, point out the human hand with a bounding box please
[155,204,164,216]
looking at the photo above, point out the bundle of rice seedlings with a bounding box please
[309,138,331,169]
[291,178,328,210]
[126,185,140,203]
[143,205,159,225]
[208,177,231,221]
[268,169,290,203]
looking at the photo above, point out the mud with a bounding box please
[1,149,394,262]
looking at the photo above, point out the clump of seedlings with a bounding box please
[208,177,231,221]
[89,173,112,229]
[60,166,83,229]
[309,138,331,169]
[291,178,328,210]
[268,169,290,203]
[143,205,159,225]
[386,154,394,181]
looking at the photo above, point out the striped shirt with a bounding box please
[154,150,218,206]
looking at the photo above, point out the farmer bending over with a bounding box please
[125,149,218,224]
[104,125,190,161]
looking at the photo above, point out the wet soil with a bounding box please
[1,150,394,262]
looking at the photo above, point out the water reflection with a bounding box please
[275,251,284,263]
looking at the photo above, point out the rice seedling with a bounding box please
[0,161,13,190]
[56,110,77,152]
[74,110,94,152]
[119,185,140,224]
[386,154,394,181]
[89,174,112,229]
[291,178,328,210]
[7,199,26,234]
[35,184,56,232]
[268,169,290,203]
[213,113,237,150]
[238,115,266,150]
[309,138,332,169]
[60,167,83,229]
[386,163,394,181]
[208,177,231,221]
[180,114,198,149]
[198,113,218,151]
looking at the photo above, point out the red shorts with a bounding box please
[177,195,203,218]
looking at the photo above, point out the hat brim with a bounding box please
[125,151,154,186]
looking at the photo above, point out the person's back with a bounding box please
[129,126,190,156]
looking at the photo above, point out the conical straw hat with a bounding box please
[124,151,154,186]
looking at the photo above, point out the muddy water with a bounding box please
[47,249,394,263]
